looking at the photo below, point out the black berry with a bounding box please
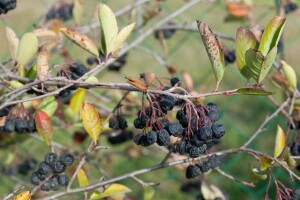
[69,62,88,77]
[15,120,28,133]
[186,165,201,179]
[207,110,220,123]
[146,131,157,144]
[26,119,36,132]
[157,129,170,146]
[54,161,66,173]
[211,123,225,139]
[197,125,213,141]
[189,145,201,158]
[176,140,186,154]
[45,153,58,165]
[30,172,41,185]
[41,181,52,191]
[60,154,74,166]
[58,174,69,186]
[170,77,180,86]
[50,176,59,191]
[38,162,53,176]
[4,120,15,132]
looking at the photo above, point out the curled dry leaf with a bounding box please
[125,76,148,92]
[36,47,50,81]
[197,21,225,91]
[5,26,19,61]
[226,1,252,17]
[181,71,194,92]
[60,27,99,57]
[140,72,156,86]
[35,110,53,146]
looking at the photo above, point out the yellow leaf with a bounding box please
[70,88,86,114]
[77,168,89,187]
[14,191,31,200]
[281,60,297,91]
[274,125,286,158]
[259,156,272,171]
[6,26,19,61]
[73,0,84,25]
[90,183,131,200]
[80,102,102,141]
[60,28,99,57]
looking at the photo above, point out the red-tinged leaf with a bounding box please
[35,110,53,145]
[14,191,31,200]
[274,125,286,158]
[80,102,102,142]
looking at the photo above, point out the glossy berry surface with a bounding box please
[211,123,225,139]
[15,120,27,133]
[30,172,41,185]
[54,161,66,173]
[45,153,58,165]
[70,62,88,77]
[38,162,52,176]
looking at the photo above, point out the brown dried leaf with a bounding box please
[182,71,194,92]
[125,76,148,92]
[140,72,156,86]
[36,47,50,81]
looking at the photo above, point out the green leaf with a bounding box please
[37,96,58,117]
[113,23,135,52]
[98,4,118,56]
[258,16,286,56]
[282,148,296,168]
[235,27,258,79]
[16,32,38,66]
[84,75,98,82]
[248,163,267,182]
[70,88,86,114]
[281,60,297,91]
[197,20,225,91]
[245,47,277,84]
[35,110,53,145]
[274,125,286,158]
[90,183,131,199]
[5,80,24,89]
[234,88,273,96]
[25,63,37,79]
[80,102,102,142]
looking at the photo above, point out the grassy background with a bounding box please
[1,0,300,199]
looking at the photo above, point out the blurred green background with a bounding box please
[1,0,300,199]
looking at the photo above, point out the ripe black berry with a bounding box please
[175,140,186,154]
[38,162,52,176]
[50,176,59,191]
[133,134,143,145]
[0,0,16,15]
[36,171,47,180]
[70,62,88,77]
[225,50,236,64]
[30,172,41,185]
[189,145,201,158]
[207,110,220,123]
[170,77,180,86]
[198,144,207,154]
[191,135,204,147]
[157,129,170,146]
[146,131,157,144]
[108,131,133,144]
[140,135,151,147]
[197,125,213,141]
[41,181,52,191]
[186,165,201,179]
[60,154,74,166]
[15,120,27,133]
[166,122,184,137]
[4,120,15,132]
[58,174,69,186]
[207,103,218,112]
[109,117,118,129]
[179,115,189,127]
[26,119,36,132]
[290,142,300,156]
[206,155,223,169]
[45,153,58,165]
[160,98,175,112]
[54,161,66,173]
[211,123,225,139]
[134,117,146,129]
[117,116,128,130]
[176,110,185,120]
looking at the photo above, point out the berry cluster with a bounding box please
[224,49,236,65]
[154,22,177,40]
[0,0,16,15]
[2,118,36,133]
[186,155,223,179]
[30,153,74,191]
[46,3,73,21]
[284,2,298,14]
[57,62,88,100]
